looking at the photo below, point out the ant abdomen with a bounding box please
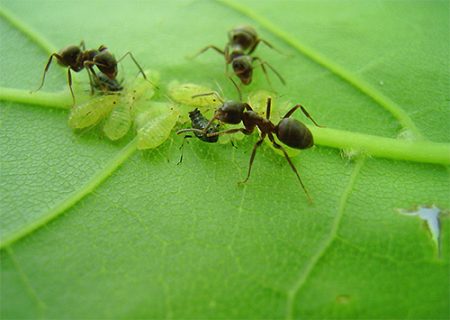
[276,118,314,149]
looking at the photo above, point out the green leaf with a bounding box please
[1,0,449,319]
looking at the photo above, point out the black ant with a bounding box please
[191,25,285,86]
[34,41,148,103]
[177,108,220,164]
[178,96,321,202]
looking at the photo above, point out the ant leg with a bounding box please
[192,91,224,104]
[282,105,322,127]
[249,39,284,56]
[241,134,266,183]
[177,125,249,137]
[177,135,192,165]
[66,68,76,105]
[254,57,286,85]
[267,133,312,203]
[265,97,272,120]
[176,128,206,135]
[117,52,147,80]
[34,53,62,92]
[228,76,242,101]
[207,127,251,138]
[189,45,225,59]
[177,114,221,136]
[83,62,102,94]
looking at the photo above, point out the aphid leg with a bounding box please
[192,91,224,104]
[283,105,323,127]
[189,45,225,59]
[34,53,63,92]
[66,68,76,105]
[254,57,286,85]
[240,133,266,184]
[79,40,86,50]
[267,133,313,203]
[177,135,192,165]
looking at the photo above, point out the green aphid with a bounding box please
[103,99,132,140]
[103,69,159,140]
[168,81,222,109]
[135,102,179,150]
[68,94,119,129]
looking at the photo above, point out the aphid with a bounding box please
[179,97,322,202]
[135,102,179,150]
[192,25,285,86]
[68,94,119,129]
[103,70,158,141]
[176,78,244,145]
[177,108,221,164]
[94,72,123,92]
[35,41,149,103]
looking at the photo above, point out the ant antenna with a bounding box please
[191,91,224,104]
[214,80,225,99]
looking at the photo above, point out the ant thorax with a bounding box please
[242,111,274,133]
[227,44,246,61]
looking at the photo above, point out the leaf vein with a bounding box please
[216,0,423,139]
[285,157,366,320]
[0,5,57,54]
[5,246,47,315]
[0,138,139,249]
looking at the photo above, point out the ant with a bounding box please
[191,25,285,86]
[178,95,321,202]
[177,108,220,164]
[34,41,148,103]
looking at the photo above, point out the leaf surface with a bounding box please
[1,0,449,318]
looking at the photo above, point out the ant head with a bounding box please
[216,101,247,124]
[58,45,83,69]
[232,56,253,85]
[94,51,118,79]
[275,118,314,149]
[229,25,258,50]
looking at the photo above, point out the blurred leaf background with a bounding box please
[0,0,449,318]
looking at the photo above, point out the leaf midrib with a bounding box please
[216,0,424,140]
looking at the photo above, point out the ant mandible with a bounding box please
[34,41,148,103]
[191,25,285,86]
[178,94,321,202]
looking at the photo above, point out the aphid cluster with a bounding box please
[35,41,150,104]
[36,25,322,201]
